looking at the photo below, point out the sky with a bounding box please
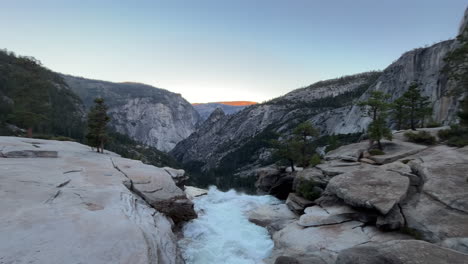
[0,1,466,103]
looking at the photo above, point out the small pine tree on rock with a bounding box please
[86,98,110,153]
[358,91,392,150]
[390,97,407,130]
[401,82,432,130]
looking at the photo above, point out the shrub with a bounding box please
[425,121,441,128]
[32,134,53,140]
[404,131,436,145]
[309,154,321,167]
[437,125,468,147]
[369,149,385,155]
[51,136,75,141]
[297,179,322,201]
[400,227,423,240]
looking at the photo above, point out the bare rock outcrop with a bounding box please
[400,145,468,249]
[249,204,297,233]
[326,167,410,215]
[112,158,197,223]
[0,136,186,264]
[336,240,468,264]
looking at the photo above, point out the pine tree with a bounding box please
[458,98,468,127]
[417,95,432,128]
[86,98,110,153]
[390,97,407,130]
[292,122,319,168]
[401,82,432,130]
[358,91,392,150]
[272,121,319,171]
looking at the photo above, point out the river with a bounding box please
[178,186,278,264]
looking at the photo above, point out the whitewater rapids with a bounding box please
[179,186,279,264]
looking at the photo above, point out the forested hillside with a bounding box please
[0,50,85,138]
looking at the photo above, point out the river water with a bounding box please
[179,186,278,264]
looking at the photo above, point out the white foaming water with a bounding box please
[179,186,279,264]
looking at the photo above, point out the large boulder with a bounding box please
[184,185,208,200]
[114,158,197,223]
[326,167,410,214]
[401,145,468,246]
[248,204,297,233]
[336,240,468,264]
[324,141,369,162]
[255,165,284,193]
[272,221,409,264]
[286,193,315,215]
[0,136,182,264]
[293,168,328,191]
[163,167,188,187]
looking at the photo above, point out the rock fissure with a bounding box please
[44,190,61,204]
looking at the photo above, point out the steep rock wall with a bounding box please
[63,75,200,152]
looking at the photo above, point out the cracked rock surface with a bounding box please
[0,136,184,264]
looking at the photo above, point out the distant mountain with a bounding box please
[62,75,201,152]
[172,11,468,190]
[192,101,257,120]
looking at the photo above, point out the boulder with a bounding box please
[255,165,283,193]
[248,204,297,233]
[184,185,208,200]
[298,205,375,228]
[115,158,197,223]
[163,167,188,186]
[0,136,182,264]
[273,221,409,264]
[368,140,427,164]
[336,240,468,264]
[440,237,468,254]
[324,141,369,162]
[401,145,468,243]
[326,167,410,214]
[376,205,405,231]
[286,193,315,215]
[293,168,327,191]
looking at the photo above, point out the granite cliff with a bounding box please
[63,75,201,152]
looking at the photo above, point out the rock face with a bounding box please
[401,145,468,246]
[171,72,381,172]
[336,240,468,264]
[0,136,188,264]
[63,75,200,152]
[317,39,462,135]
[112,158,197,223]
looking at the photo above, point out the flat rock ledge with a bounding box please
[326,167,410,215]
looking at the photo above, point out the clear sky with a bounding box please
[1,1,466,103]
